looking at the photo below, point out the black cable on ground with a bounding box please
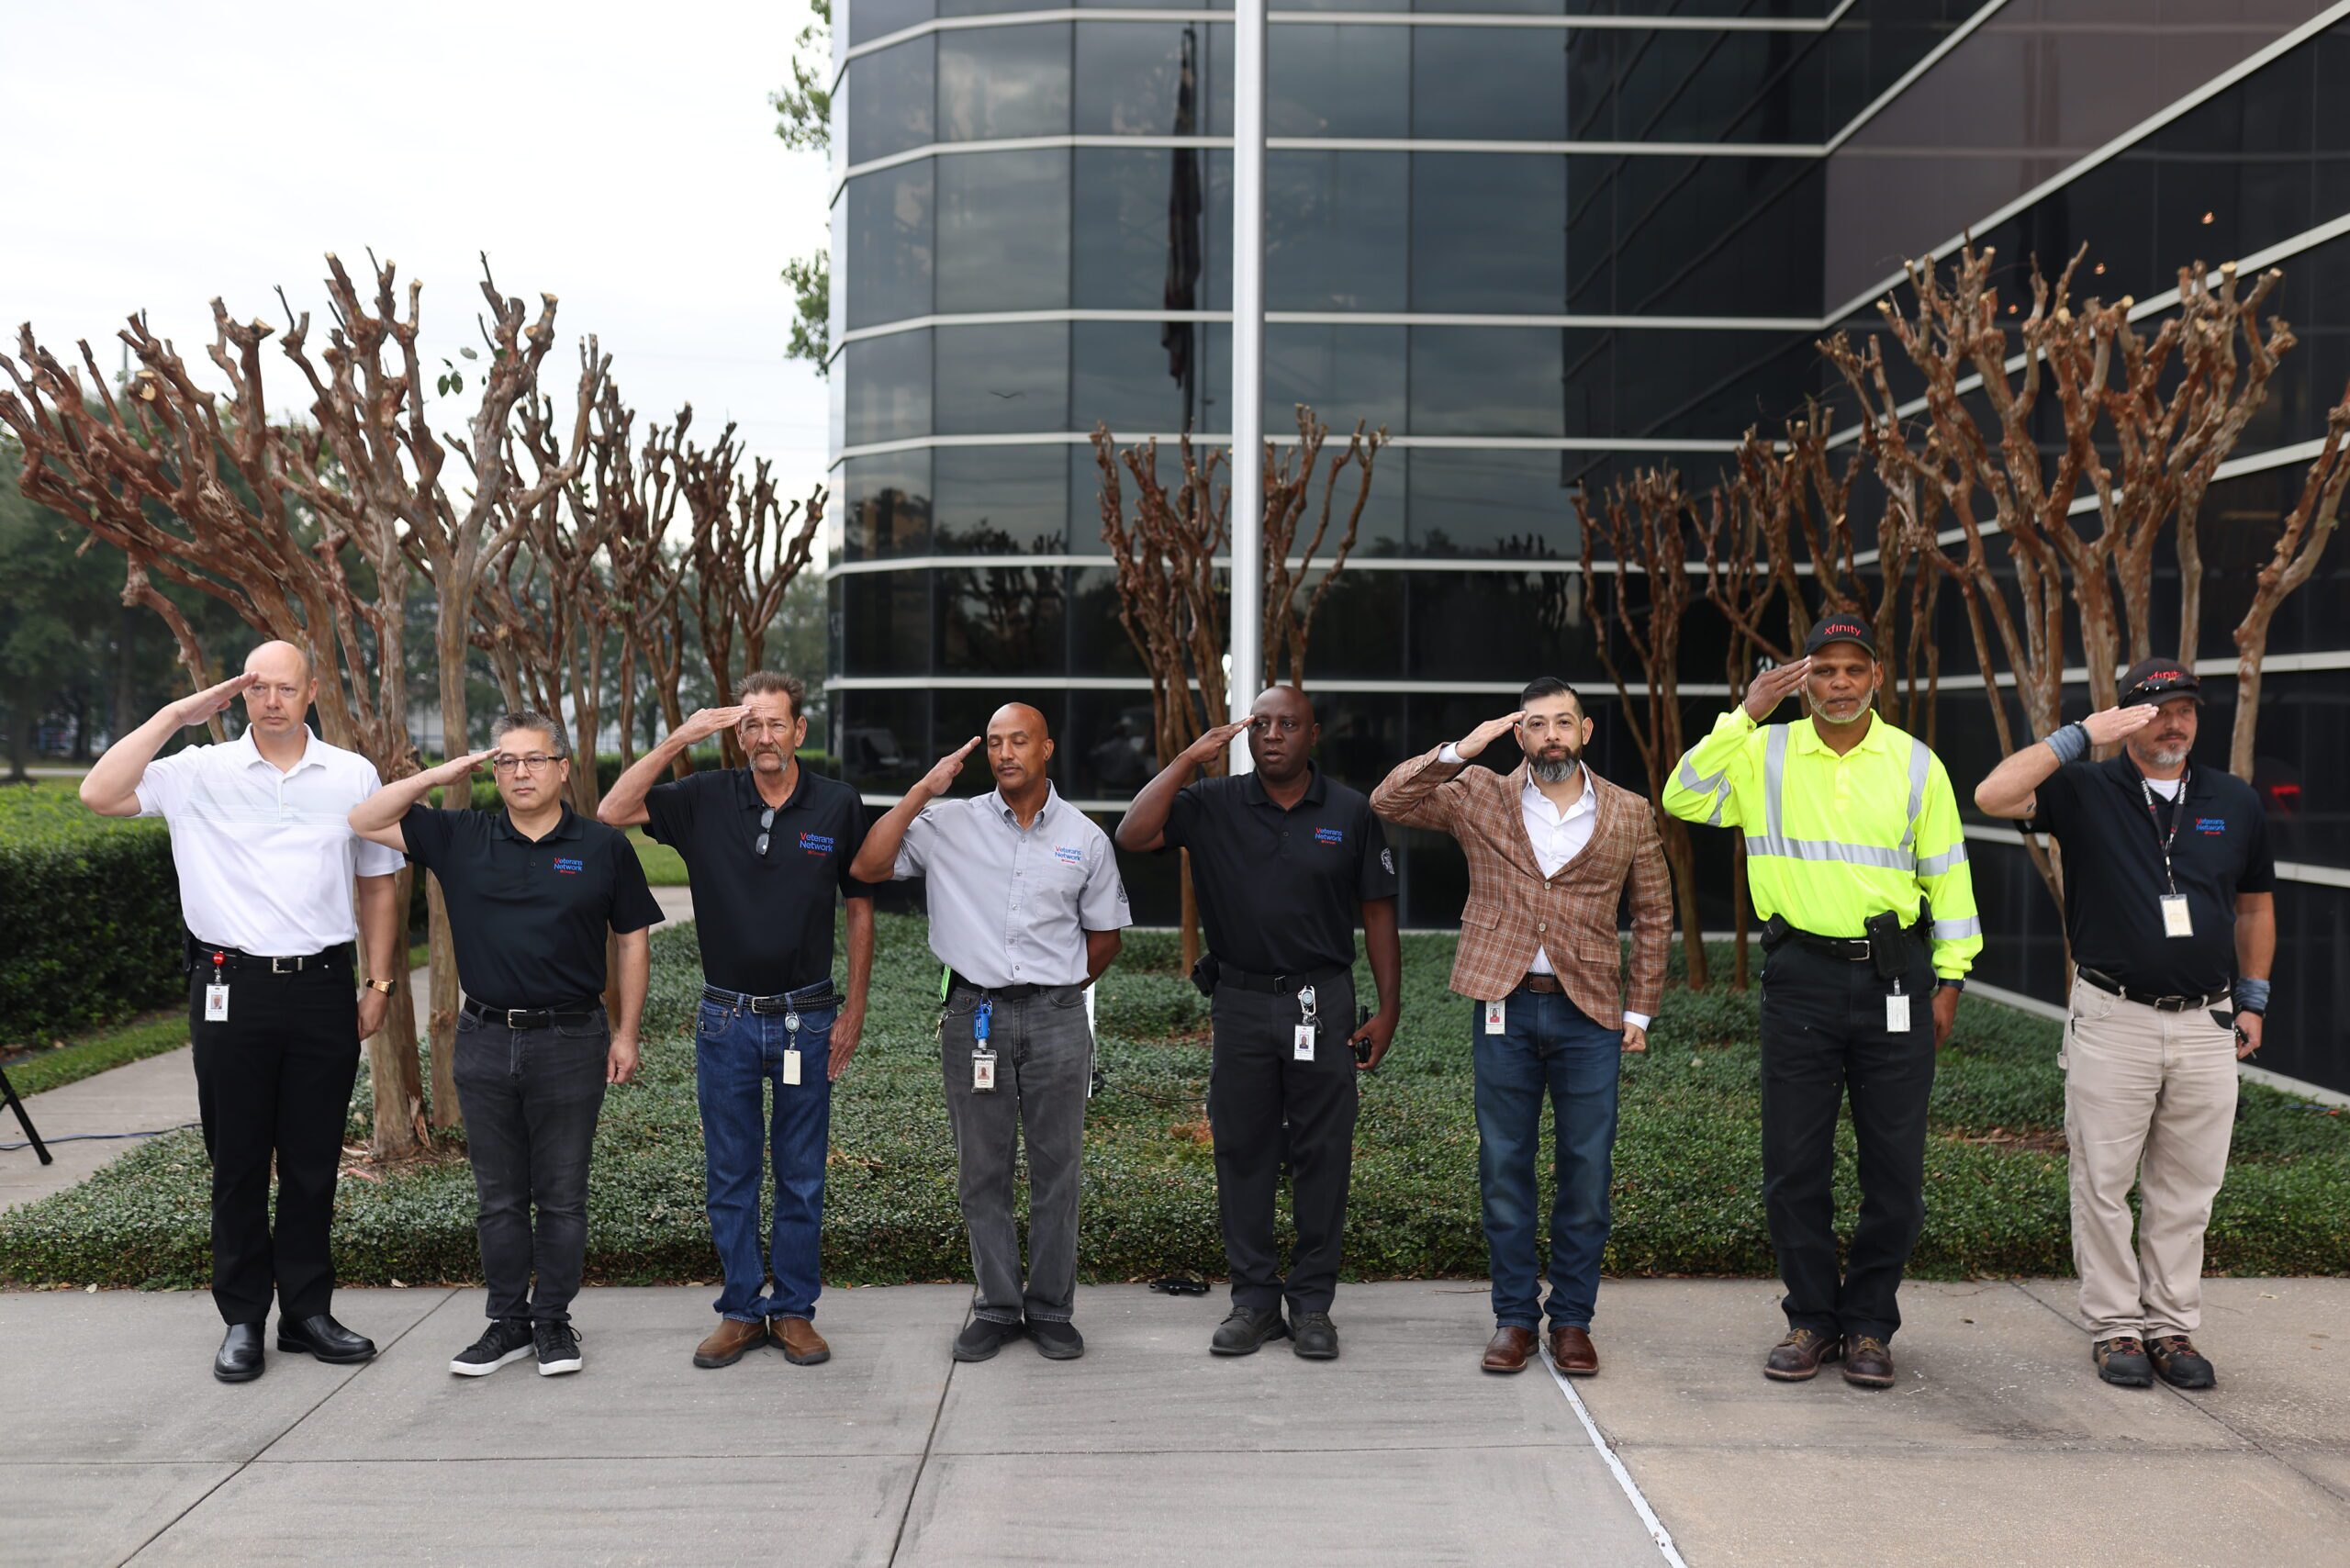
[0,1121,199,1152]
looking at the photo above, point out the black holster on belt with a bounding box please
[1863,910,1906,981]
[1190,951,1221,999]
[1761,913,1792,953]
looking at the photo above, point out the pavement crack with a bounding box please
[885,1305,961,1566]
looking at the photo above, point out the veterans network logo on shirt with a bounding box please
[1054,845,1086,867]
[799,832,836,857]
[2196,818,2226,834]
[1314,826,1346,846]
[553,857,584,876]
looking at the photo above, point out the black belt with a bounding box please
[189,938,353,974]
[1216,960,1349,995]
[2077,968,2231,1014]
[461,996,602,1029]
[1765,919,1921,962]
[947,970,1048,1002]
[702,980,839,1014]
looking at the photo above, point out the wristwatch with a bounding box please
[363,977,398,997]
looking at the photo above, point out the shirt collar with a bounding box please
[233,723,325,776]
[733,761,811,815]
[1791,715,1888,756]
[990,782,1062,831]
[494,801,584,843]
[1241,763,1327,809]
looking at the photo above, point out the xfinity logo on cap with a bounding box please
[1820,621,1866,640]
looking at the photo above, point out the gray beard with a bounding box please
[1529,755,1579,784]
[2141,743,2190,769]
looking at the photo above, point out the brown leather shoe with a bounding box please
[692,1317,767,1369]
[771,1316,831,1366]
[1482,1326,1537,1374]
[1549,1326,1598,1377]
[1841,1334,1895,1389]
[1762,1327,1841,1382]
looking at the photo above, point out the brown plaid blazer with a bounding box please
[1371,748,1673,1026]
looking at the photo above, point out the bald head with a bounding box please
[239,639,318,741]
[989,702,1050,739]
[244,640,313,686]
[985,701,1055,801]
[1246,684,1318,785]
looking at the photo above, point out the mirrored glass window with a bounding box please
[1077,21,1213,135]
[1411,153,1564,313]
[1406,449,1576,560]
[938,566,1068,673]
[846,36,936,164]
[936,149,1070,312]
[934,445,1069,554]
[1407,570,1588,680]
[934,322,1069,433]
[843,450,933,562]
[834,689,927,794]
[1409,326,1563,438]
[1266,151,1407,311]
[1073,148,1204,311]
[844,330,933,447]
[1270,24,1408,138]
[1412,28,1566,140]
[1068,567,1156,678]
[840,571,933,676]
[848,0,933,47]
[1266,324,1406,436]
[845,162,934,329]
[939,24,1071,141]
[1074,320,1200,436]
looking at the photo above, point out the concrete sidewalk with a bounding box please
[6,1278,2344,1568]
[0,886,697,1212]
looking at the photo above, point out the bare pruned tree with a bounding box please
[1578,467,1705,988]
[2232,383,2350,779]
[602,409,689,774]
[1260,405,1387,687]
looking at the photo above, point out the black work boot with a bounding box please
[1210,1305,1288,1357]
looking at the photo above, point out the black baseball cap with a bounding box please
[2118,656,2200,708]
[1803,613,1877,659]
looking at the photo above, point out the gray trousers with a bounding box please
[939,983,1093,1325]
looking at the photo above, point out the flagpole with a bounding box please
[1227,0,1267,774]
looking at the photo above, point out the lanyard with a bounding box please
[2137,767,2189,895]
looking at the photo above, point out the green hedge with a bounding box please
[4,920,2345,1289]
[0,786,183,1047]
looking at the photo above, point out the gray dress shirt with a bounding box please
[892,786,1131,987]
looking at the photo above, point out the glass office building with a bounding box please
[827,0,2350,1092]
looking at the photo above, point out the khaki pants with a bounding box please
[2063,984,2238,1340]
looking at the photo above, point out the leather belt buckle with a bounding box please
[507,1008,532,1029]
[271,956,299,974]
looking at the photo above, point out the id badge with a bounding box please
[1483,999,1506,1036]
[204,984,230,1023]
[1886,991,1911,1034]
[1293,1024,1316,1062]
[2160,893,2194,938]
[973,1048,997,1092]
[783,1049,803,1086]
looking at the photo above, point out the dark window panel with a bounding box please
[1291,691,1405,808]
[1407,569,1595,681]
[1277,568,1404,679]
[839,570,933,677]
[1278,0,1404,11]
[934,444,1069,554]
[1073,319,1202,435]
[1068,566,1157,679]
[1207,21,1236,137]
[937,566,1069,674]
[845,162,934,330]
[935,149,1070,313]
[842,450,933,562]
[1278,436,1404,557]
[1605,155,1822,319]
[1410,153,1565,313]
[1414,0,1559,13]
[844,330,933,447]
[1203,151,1235,311]
[1411,28,1567,141]
[1073,147,1206,311]
[1270,23,1409,139]
[938,23,1071,141]
[1267,323,1408,436]
[1266,151,1408,311]
[847,0,933,50]
[1068,688,1164,800]
[934,322,1069,433]
[834,689,927,795]
[1076,21,1213,136]
[846,36,936,164]
[1569,27,1825,146]
[1408,326,1564,439]
[1406,448,1577,560]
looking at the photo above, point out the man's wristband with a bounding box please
[1937,978,1964,992]
[2042,722,2089,764]
[2233,977,2270,1016]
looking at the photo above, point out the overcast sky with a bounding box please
[2,0,833,537]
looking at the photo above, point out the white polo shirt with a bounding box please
[135,725,406,956]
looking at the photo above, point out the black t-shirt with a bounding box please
[643,764,876,994]
[402,803,665,1009]
[2027,756,2274,996]
[1153,766,1399,975]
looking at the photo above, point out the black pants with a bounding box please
[188,960,360,1326]
[453,1008,610,1324]
[1206,971,1359,1316]
[1758,933,1937,1343]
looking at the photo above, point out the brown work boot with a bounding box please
[1481,1326,1537,1374]
[1841,1334,1896,1389]
[1549,1326,1598,1377]
[2147,1334,2215,1390]
[771,1316,831,1366]
[1762,1327,1841,1382]
[692,1316,767,1370]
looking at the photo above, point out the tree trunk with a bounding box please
[1657,812,1707,990]
[5,707,33,784]
[360,866,426,1159]
[429,617,471,1130]
[1178,849,1200,972]
[2230,609,2276,782]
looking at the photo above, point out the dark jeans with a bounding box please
[938,984,1092,1325]
[453,1008,610,1324]
[696,998,835,1322]
[188,961,360,1325]
[1207,971,1359,1316]
[1758,934,1937,1343]
[1473,985,1621,1333]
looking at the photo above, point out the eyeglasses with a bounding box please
[755,806,777,857]
[491,754,563,775]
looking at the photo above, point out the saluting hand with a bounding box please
[427,749,496,786]
[1742,657,1811,722]
[171,672,258,729]
[919,736,981,795]
[2082,704,2159,746]
[1183,719,1249,768]
[1454,711,1526,762]
[674,704,750,746]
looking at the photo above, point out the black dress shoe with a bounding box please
[953,1316,1024,1362]
[1210,1306,1289,1357]
[215,1322,265,1383]
[277,1313,377,1364]
[1289,1312,1340,1361]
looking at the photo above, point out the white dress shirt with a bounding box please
[136,725,405,955]
[1439,746,1651,1030]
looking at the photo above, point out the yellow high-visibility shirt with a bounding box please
[1662,708,1981,979]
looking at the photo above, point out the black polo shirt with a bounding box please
[2027,756,2274,997]
[1155,766,1398,975]
[643,763,876,995]
[402,803,665,1009]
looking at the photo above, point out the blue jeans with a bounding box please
[1473,987,1622,1332]
[696,999,835,1322]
